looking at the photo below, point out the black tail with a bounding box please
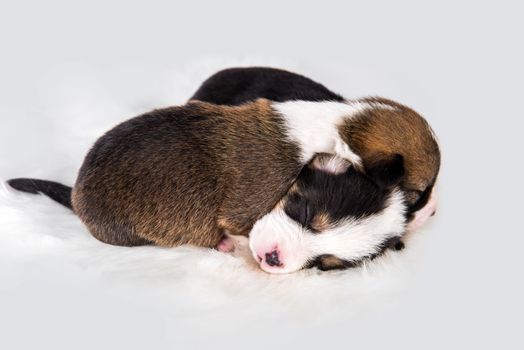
[7,178,73,209]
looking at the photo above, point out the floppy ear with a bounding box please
[365,153,405,189]
[309,154,351,175]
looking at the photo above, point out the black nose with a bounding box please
[265,250,281,267]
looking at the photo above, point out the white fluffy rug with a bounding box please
[0,59,435,350]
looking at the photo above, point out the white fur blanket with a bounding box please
[0,59,435,349]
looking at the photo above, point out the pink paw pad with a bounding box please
[216,236,235,253]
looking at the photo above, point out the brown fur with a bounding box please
[72,99,301,247]
[339,97,440,205]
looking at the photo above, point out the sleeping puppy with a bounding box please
[191,67,440,273]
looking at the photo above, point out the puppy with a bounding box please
[190,67,440,273]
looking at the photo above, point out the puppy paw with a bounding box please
[216,236,235,253]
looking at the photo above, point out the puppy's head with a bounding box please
[341,97,441,231]
[249,154,408,274]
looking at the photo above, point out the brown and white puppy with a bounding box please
[191,67,440,273]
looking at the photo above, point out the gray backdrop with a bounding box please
[0,0,522,349]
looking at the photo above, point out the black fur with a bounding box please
[366,154,405,190]
[7,178,73,209]
[284,166,389,231]
[190,67,344,105]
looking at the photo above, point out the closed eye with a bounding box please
[284,194,315,228]
[301,201,311,226]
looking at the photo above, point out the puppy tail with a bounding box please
[7,178,73,210]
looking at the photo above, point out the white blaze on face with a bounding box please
[249,191,407,274]
[249,208,309,274]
